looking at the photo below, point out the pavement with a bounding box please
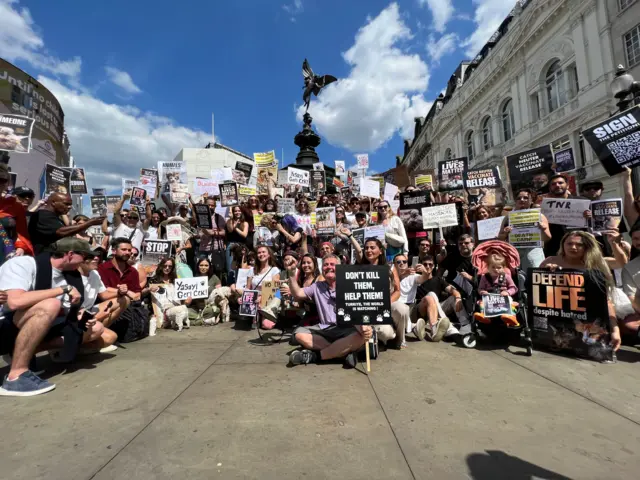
[1,323,640,480]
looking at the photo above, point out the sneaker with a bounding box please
[1,354,11,366]
[0,371,56,397]
[343,352,357,369]
[426,317,451,342]
[99,345,118,354]
[444,324,460,338]
[412,318,426,341]
[289,349,318,366]
[259,307,277,322]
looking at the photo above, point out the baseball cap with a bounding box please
[580,181,603,191]
[12,186,34,198]
[53,237,93,254]
[355,211,367,218]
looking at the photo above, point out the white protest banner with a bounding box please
[175,276,209,300]
[166,224,182,241]
[236,268,252,290]
[383,182,398,202]
[193,178,220,196]
[278,198,296,214]
[356,153,369,169]
[541,198,591,228]
[335,160,345,175]
[421,204,458,229]
[359,177,380,199]
[288,167,309,187]
[389,199,400,213]
[364,225,385,242]
[476,217,504,241]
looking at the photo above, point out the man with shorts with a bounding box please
[287,254,372,368]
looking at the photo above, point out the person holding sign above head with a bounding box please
[110,194,146,251]
[540,231,622,351]
[287,254,371,368]
[148,257,191,331]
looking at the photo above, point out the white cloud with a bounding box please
[282,0,303,22]
[0,0,81,78]
[462,0,517,57]
[419,0,454,33]
[401,95,432,140]
[297,3,430,152]
[105,66,142,94]
[427,33,458,63]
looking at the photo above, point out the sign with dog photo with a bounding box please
[239,290,259,317]
[175,276,209,300]
[335,265,392,326]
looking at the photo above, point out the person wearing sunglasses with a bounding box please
[375,201,408,263]
[392,253,433,341]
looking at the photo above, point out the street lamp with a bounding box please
[611,65,640,111]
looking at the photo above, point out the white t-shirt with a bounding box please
[81,270,106,310]
[145,225,159,241]
[113,223,145,250]
[0,256,70,314]
[399,273,420,304]
[250,266,281,290]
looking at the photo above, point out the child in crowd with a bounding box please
[473,252,519,327]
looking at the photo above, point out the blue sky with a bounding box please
[1,0,517,191]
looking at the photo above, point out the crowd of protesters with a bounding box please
[0,160,639,397]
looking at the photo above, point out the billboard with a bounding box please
[0,58,69,199]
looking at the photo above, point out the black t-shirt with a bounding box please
[415,276,450,305]
[28,209,64,255]
[439,249,474,284]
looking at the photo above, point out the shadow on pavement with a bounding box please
[466,450,572,480]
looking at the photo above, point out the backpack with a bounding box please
[110,301,150,343]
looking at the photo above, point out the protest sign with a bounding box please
[381,165,411,190]
[591,198,623,233]
[476,217,504,241]
[236,268,251,290]
[482,294,512,317]
[122,178,137,196]
[316,207,336,236]
[527,268,613,361]
[106,195,121,215]
[90,196,107,216]
[158,161,187,194]
[336,265,392,326]
[239,290,259,317]
[257,167,277,194]
[253,213,263,229]
[68,168,87,194]
[421,204,458,229]
[142,240,172,266]
[333,177,345,188]
[438,158,467,192]
[175,276,209,301]
[166,224,182,241]
[288,167,310,187]
[371,177,385,197]
[193,178,219,196]
[414,174,433,190]
[509,208,541,227]
[541,198,590,228]
[335,160,345,175]
[350,228,365,264]
[260,280,279,308]
[44,164,71,196]
[129,186,146,208]
[238,184,256,197]
[220,182,239,207]
[278,198,295,214]
[389,199,400,213]
[170,183,189,204]
[505,145,554,195]
[356,153,369,169]
[509,227,542,248]
[253,151,276,167]
[583,106,640,175]
[364,225,385,243]
[138,175,157,199]
[313,162,325,171]
[140,167,157,178]
[399,190,432,232]
[0,114,34,153]
[255,225,277,246]
[92,188,106,196]
[193,204,213,229]
[463,167,502,190]
[277,169,289,187]
[554,148,576,173]
[235,161,253,183]
[384,183,398,202]
[310,170,326,192]
[347,170,354,186]
[359,177,380,199]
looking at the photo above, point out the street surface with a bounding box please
[1,323,639,480]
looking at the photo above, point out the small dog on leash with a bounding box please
[203,287,232,325]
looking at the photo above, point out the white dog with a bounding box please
[203,287,233,325]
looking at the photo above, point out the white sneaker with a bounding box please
[412,318,426,341]
[444,324,460,338]
[99,345,118,354]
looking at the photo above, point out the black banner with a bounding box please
[220,182,238,207]
[590,199,623,233]
[505,145,554,196]
[463,167,501,189]
[310,170,326,192]
[399,190,432,232]
[44,164,71,196]
[437,157,467,192]
[68,168,87,194]
[527,268,613,361]
[336,265,392,326]
[193,204,213,229]
[583,106,640,176]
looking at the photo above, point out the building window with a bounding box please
[444,148,452,161]
[481,117,492,151]
[619,0,636,11]
[625,24,640,67]
[578,135,586,167]
[466,131,475,162]
[530,94,540,122]
[546,60,567,112]
[552,135,570,151]
[502,99,515,141]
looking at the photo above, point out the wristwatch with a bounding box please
[62,285,73,295]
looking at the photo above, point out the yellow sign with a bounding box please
[238,185,257,196]
[253,151,276,167]
[415,174,433,189]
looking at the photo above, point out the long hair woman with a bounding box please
[149,257,191,331]
[226,206,249,276]
[247,245,281,330]
[187,258,223,324]
[375,200,408,263]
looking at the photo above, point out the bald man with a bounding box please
[28,193,104,255]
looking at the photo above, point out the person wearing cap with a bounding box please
[11,186,37,212]
[353,210,368,228]
[0,237,109,396]
[580,181,604,201]
[110,193,146,251]
[0,164,33,263]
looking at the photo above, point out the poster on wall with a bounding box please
[437,158,467,192]
[0,114,35,153]
[505,145,554,195]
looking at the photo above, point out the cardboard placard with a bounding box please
[528,268,613,361]
[220,182,239,207]
[541,198,590,228]
[193,204,213,229]
[336,265,392,326]
[175,276,209,300]
[505,145,554,195]
[482,294,512,317]
[166,224,182,241]
[239,290,259,317]
[438,158,467,192]
[590,198,623,233]
[421,204,458,229]
[260,280,279,308]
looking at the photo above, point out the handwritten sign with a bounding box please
[288,167,310,187]
[421,204,458,229]
[541,198,590,228]
[175,276,209,300]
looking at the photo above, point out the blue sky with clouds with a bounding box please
[0,0,517,191]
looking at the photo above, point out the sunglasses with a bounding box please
[377,205,389,210]
[395,259,408,265]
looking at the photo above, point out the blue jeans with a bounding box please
[225,243,236,278]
